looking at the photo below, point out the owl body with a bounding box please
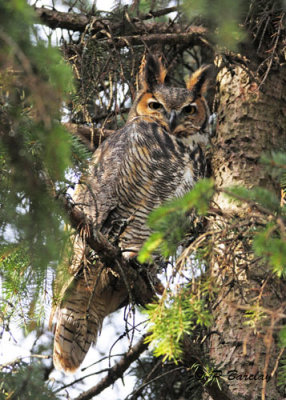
[53,55,214,372]
[74,118,206,255]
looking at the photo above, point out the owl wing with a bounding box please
[53,129,129,372]
[68,128,126,275]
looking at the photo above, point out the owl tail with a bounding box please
[52,264,127,373]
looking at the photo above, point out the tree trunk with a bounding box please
[206,64,286,400]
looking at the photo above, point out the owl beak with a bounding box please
[169,110,177,131]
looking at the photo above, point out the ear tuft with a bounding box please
[186,65,215,96]
[139,54,167,91]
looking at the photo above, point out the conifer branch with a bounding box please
[34,5,209,51]
[34,6,179,33]
[63,122,113,151]
[34,7,90,32]
[100,31,209,49]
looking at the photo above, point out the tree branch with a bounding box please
[63,122,113,151]
[100,31,209,49]
[60,194,156,306]
[34,6,179,33]
[34,5,210,51]
[137,6,178,20]
[73,335,149,400]
[35,7,89,31]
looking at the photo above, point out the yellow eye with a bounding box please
[148,101,163,110]
[183,104,197,114]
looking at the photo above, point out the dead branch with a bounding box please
[0,354,50,370]
[99,31,210,49]
[138,6,178,20]
[34,6,178,33]
[35,5,209,51]
[35,7,90,32]
[73,335,149,400]
[63,122,114,151]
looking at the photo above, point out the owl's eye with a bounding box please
[183,104,197,114]
[148,101,163,110]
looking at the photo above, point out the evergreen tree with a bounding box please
[0,1,285,399]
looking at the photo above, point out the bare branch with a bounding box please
[73,335,149,400]
[0,354,50,370]
[34,5,210,52]
[35,7,89,32]
[139,6,178,19]
[34,6,179,33]
[99,31,210,50]
[63,122,114,151]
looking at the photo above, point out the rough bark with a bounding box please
[100,30,208,49]
[206,65,286,400]
[35,7,90,32]
[34,6,179,33]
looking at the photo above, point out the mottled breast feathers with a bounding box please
[52,54,214,373]
[74,118,207,257]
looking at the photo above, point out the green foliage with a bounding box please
[278,329,286,389]
[138,179,214,362]
[225,186,281,213]
[0,360,57,400]
[0,0,75,269]
[139,150,286,366]
[136,0,172,14]
[261,152,286,201]
[224,153,286,384]
[144,288,212,362]
[253,223,286,278]
[43,124,72,181]
[183,0,246,50]
[279,326,286,347]
[277,358,286,388]
[243,305,267,332]
[0,244,54,331]
[70,134,93,172]
[261,152,286,173]
[138,179,214,263]
[191,362,222,390]
[0,3,81,384]
[225,160,286,278]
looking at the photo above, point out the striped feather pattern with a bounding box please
[52,55,213,372]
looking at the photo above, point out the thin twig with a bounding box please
[73,335,149,400]
[0,354,50,370]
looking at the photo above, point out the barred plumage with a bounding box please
[52,54,214,372]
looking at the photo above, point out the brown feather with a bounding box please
[52,56,214,373]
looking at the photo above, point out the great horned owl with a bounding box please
[52,54,214,372]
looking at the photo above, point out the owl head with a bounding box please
[128,54,214,146]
